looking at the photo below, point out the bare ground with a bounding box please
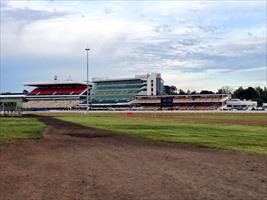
[0,115,266,200]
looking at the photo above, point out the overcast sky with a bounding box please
[1,0,266,92]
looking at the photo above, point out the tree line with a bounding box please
[164,85,267,106]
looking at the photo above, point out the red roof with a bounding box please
[29,86,87,96]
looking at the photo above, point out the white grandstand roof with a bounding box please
[0,94,26,98]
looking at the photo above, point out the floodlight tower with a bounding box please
[85,47,90,113]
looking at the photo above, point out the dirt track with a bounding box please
[0,115,266,200]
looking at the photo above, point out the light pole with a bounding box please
[85,47,90,113]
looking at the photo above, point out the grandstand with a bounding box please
[90,73,164,105]
[20,74,241,111]
[21,77,231,111]
[131,94,230,111]
[22,73,165,111]
[23,81,90,110]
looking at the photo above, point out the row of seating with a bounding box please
[173,96,222,99]
[131,104,222,111]
[132,99,160,104]
[29,87,87,95]
[134,96,225,104]
[171,105,221,110]
[173,98,223,103]
[23,100,80,109]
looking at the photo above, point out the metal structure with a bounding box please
[85,47,90,113]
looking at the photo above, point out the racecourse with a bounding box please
[0,114,266,200]
[51,112,267,154]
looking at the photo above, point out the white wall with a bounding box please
[146,73,161,96]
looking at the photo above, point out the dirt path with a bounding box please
[0,115,266,200]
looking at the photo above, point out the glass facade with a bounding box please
[91,79,147,103]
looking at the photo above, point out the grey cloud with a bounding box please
[176,38,199,46]
[197,25,218,33]
[2,7,68,22]
[154,24,174,33]
[123,31,266,75]
[104,7,112,15]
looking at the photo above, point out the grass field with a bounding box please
[0,117,46,144]
[54,112,267,154]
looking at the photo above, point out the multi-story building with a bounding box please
[91,73,164,104]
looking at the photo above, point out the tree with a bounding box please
[233,87,244,99]
[217,86,233,94]
[200,90,214,94]
[164,85,171,95]
[164,85,178,95]
[245,87,260,99]
[253,87,266,106]
[261,87,267,103]
[233,86,263,106]
[178,89,186,95]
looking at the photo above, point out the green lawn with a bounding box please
[125,112,267,121]
[0,117,46,144]
[54,113,267,154]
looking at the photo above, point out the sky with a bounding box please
[1,0,266,92]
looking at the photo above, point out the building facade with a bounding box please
[91,73,164,104]
[0,93,25,115]
[226,99,257,110]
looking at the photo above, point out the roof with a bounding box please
[0,94,26,98]
[92,77,145,83]
[23,81,89,87]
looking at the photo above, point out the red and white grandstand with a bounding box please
[21,78,230,111]
[23,81,89,110]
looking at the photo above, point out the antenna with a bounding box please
[85,46,91,113]
[54,75,58,82]
[67,76,72,81]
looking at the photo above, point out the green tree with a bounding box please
[164,85,178,95]
[200,90,215,94]
[178,89,186,95]
[217,86,233,94]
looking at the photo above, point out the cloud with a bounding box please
[2,7,67,22]
[1,0,266,92]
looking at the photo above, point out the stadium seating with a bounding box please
[29,87,87,96]
[23,100,80,109]
[132,94,229,111]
